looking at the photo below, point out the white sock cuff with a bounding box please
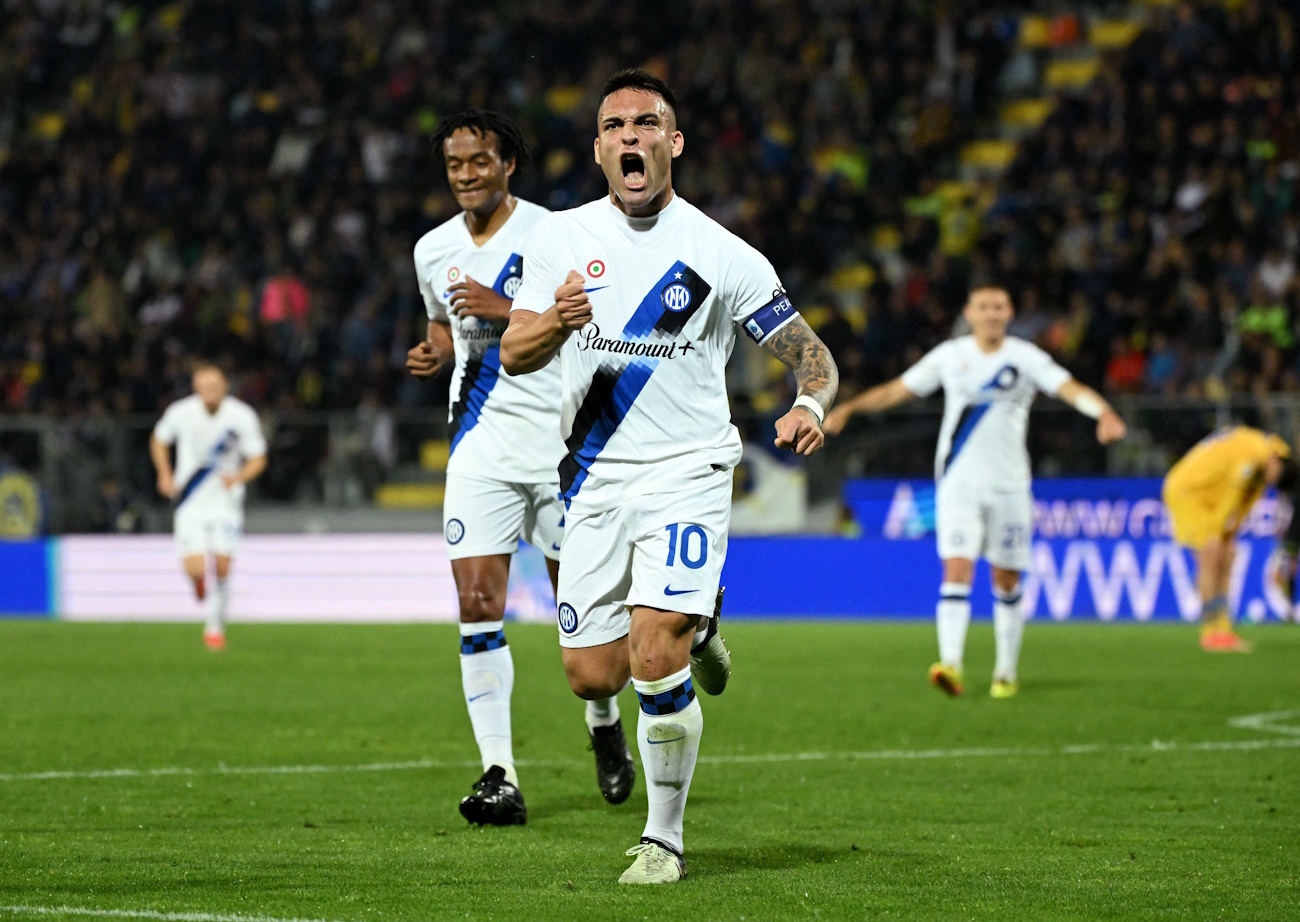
[460,620,504,636]
[994,584,1023,604]
[632,665,693,696]
[940,582,971,601]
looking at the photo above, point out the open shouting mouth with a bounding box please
[620,151,647,191]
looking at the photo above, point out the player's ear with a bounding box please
[503,156,516,180]
[593,137,602,166]
[671,130,684,159]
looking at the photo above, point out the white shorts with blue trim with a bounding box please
[935,480,1032,571]
[442,473,564,562]
[174,501,242,558]
[555,466,730,649]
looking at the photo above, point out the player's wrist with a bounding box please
[792,394,825,426]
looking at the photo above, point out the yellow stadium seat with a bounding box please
[419,440,450,471]
[1045,57,1100,91]
[1000,99,1055,131]
[960,139,1018,173]
[375,483,446,509]
[1018,16,1051,49]
[1089,20,1142,49]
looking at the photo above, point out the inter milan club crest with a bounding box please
[447,267,460,282]
[661,281,692,313]
[586,259,605,279]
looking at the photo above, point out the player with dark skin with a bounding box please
[406,127,561,625]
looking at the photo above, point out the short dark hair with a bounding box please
[430,109,530,169]
[599,68,678,119]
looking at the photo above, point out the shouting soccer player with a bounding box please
[501,70,838,884]
[1163,426,1299,652]
[150,363,267,650]
[824,286,1126,698]
[408,110,632,827]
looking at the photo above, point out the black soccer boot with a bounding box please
[589,719,636,804]
[458,765,527,826]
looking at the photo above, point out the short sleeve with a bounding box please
[900,344,948,398]
[238,406,268,459]
[414,244,449,324]
[724,239,796,345]
[1023,343,1072,395]
[152,404,180,445]
[510,216,565,315]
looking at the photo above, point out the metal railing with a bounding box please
[2,394,1298,534]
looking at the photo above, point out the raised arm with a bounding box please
[760,315,840,456]
[500,270,591,374]
[822,378,918,436]
[1056,378,1127,444]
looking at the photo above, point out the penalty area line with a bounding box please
[0,905,346,922]
[2,737,1299,784]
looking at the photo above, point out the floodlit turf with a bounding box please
[1,621,1299,921]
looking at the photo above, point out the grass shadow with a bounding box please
[690,842,884,878]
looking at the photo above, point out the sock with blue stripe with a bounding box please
[993,582,1024,682]
[634,665,702,855]
[937,582,971,670]
[459,620,516,787]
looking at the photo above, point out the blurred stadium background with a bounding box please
[1,0,1299,622]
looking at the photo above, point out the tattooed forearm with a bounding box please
[761,315,840,413]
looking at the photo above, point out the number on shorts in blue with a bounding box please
[664,523,708,570]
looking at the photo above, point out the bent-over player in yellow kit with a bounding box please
[1163,426,1297,652]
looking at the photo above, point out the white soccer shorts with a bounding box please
[934,482,1032,571]
[173,502,242,558]
[555,466,730,649]
[442,473,564,562]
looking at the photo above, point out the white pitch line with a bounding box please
[3,737,1299,784]
[0,905,344,922]
[1227,709,1300,737]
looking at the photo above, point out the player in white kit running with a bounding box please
[501,70,838,884]
[149,364,267,650]
[407,110,631,827]
[824,287,1126,698]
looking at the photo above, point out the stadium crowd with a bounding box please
[0,0,1297,422]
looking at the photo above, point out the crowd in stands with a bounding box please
[1,0,1297,426]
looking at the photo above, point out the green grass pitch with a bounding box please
[1,620,1298,921]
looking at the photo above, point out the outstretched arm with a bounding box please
[822,378,918,436]
[500,270,591,374]
[1056,378,1126,444]
[759,315,839,456]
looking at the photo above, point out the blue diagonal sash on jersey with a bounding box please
[558,360,658,505]
[449,344,502,454]
[622,261,713,339]
[176,429,237,507]
[492,253,524,298]
[942,363,1018,477]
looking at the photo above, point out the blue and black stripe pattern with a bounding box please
[637,677,696,716]
[558,360,657,505]
[449,344,502,454]
[175,429,238,507]
[460,629,507,655]
[622,260,712,338]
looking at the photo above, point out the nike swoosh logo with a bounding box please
[646,736,687,745]
[583,286,609,292]
[551,543,561,551]
[467,692,493,702]
[664,586,699,597]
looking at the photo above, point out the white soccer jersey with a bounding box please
[900,335,1072,490]
[152,395,267,512]
[414,198,564,484]
[510,195,797,514]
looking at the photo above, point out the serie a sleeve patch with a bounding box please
[742,291,798,344]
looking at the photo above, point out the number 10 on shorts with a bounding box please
[665,523,708,569]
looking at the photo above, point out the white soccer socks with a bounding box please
[585,694,621,733]
[993,584,1025,683]
[205,577,229,636]
[459,621,517,787]
[633,665,703,856]
[936,582,972,669]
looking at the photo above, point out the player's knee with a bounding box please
[563,661,624,700]
[942,558,975,585]
[213,557,232,579]
[992,569,1022,594]
[457,582,505,622]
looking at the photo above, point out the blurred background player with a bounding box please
[824,286,1125,698]
[502,69,838,884]
[408,109,632,827]
[149,364,267,650]
[1162,426,1299,653]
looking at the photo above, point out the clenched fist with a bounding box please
[406,340,446,378]
[555,270,593,330]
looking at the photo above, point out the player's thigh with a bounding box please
[209,509,242,561]
[935,483,985,563]
[173,505,211,560]
[628,468,731,620]
[450,554,512,622]
[520,482,565,562]
[442,474,527,561]
[986,490,1032,572]
[556,507,635,650]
